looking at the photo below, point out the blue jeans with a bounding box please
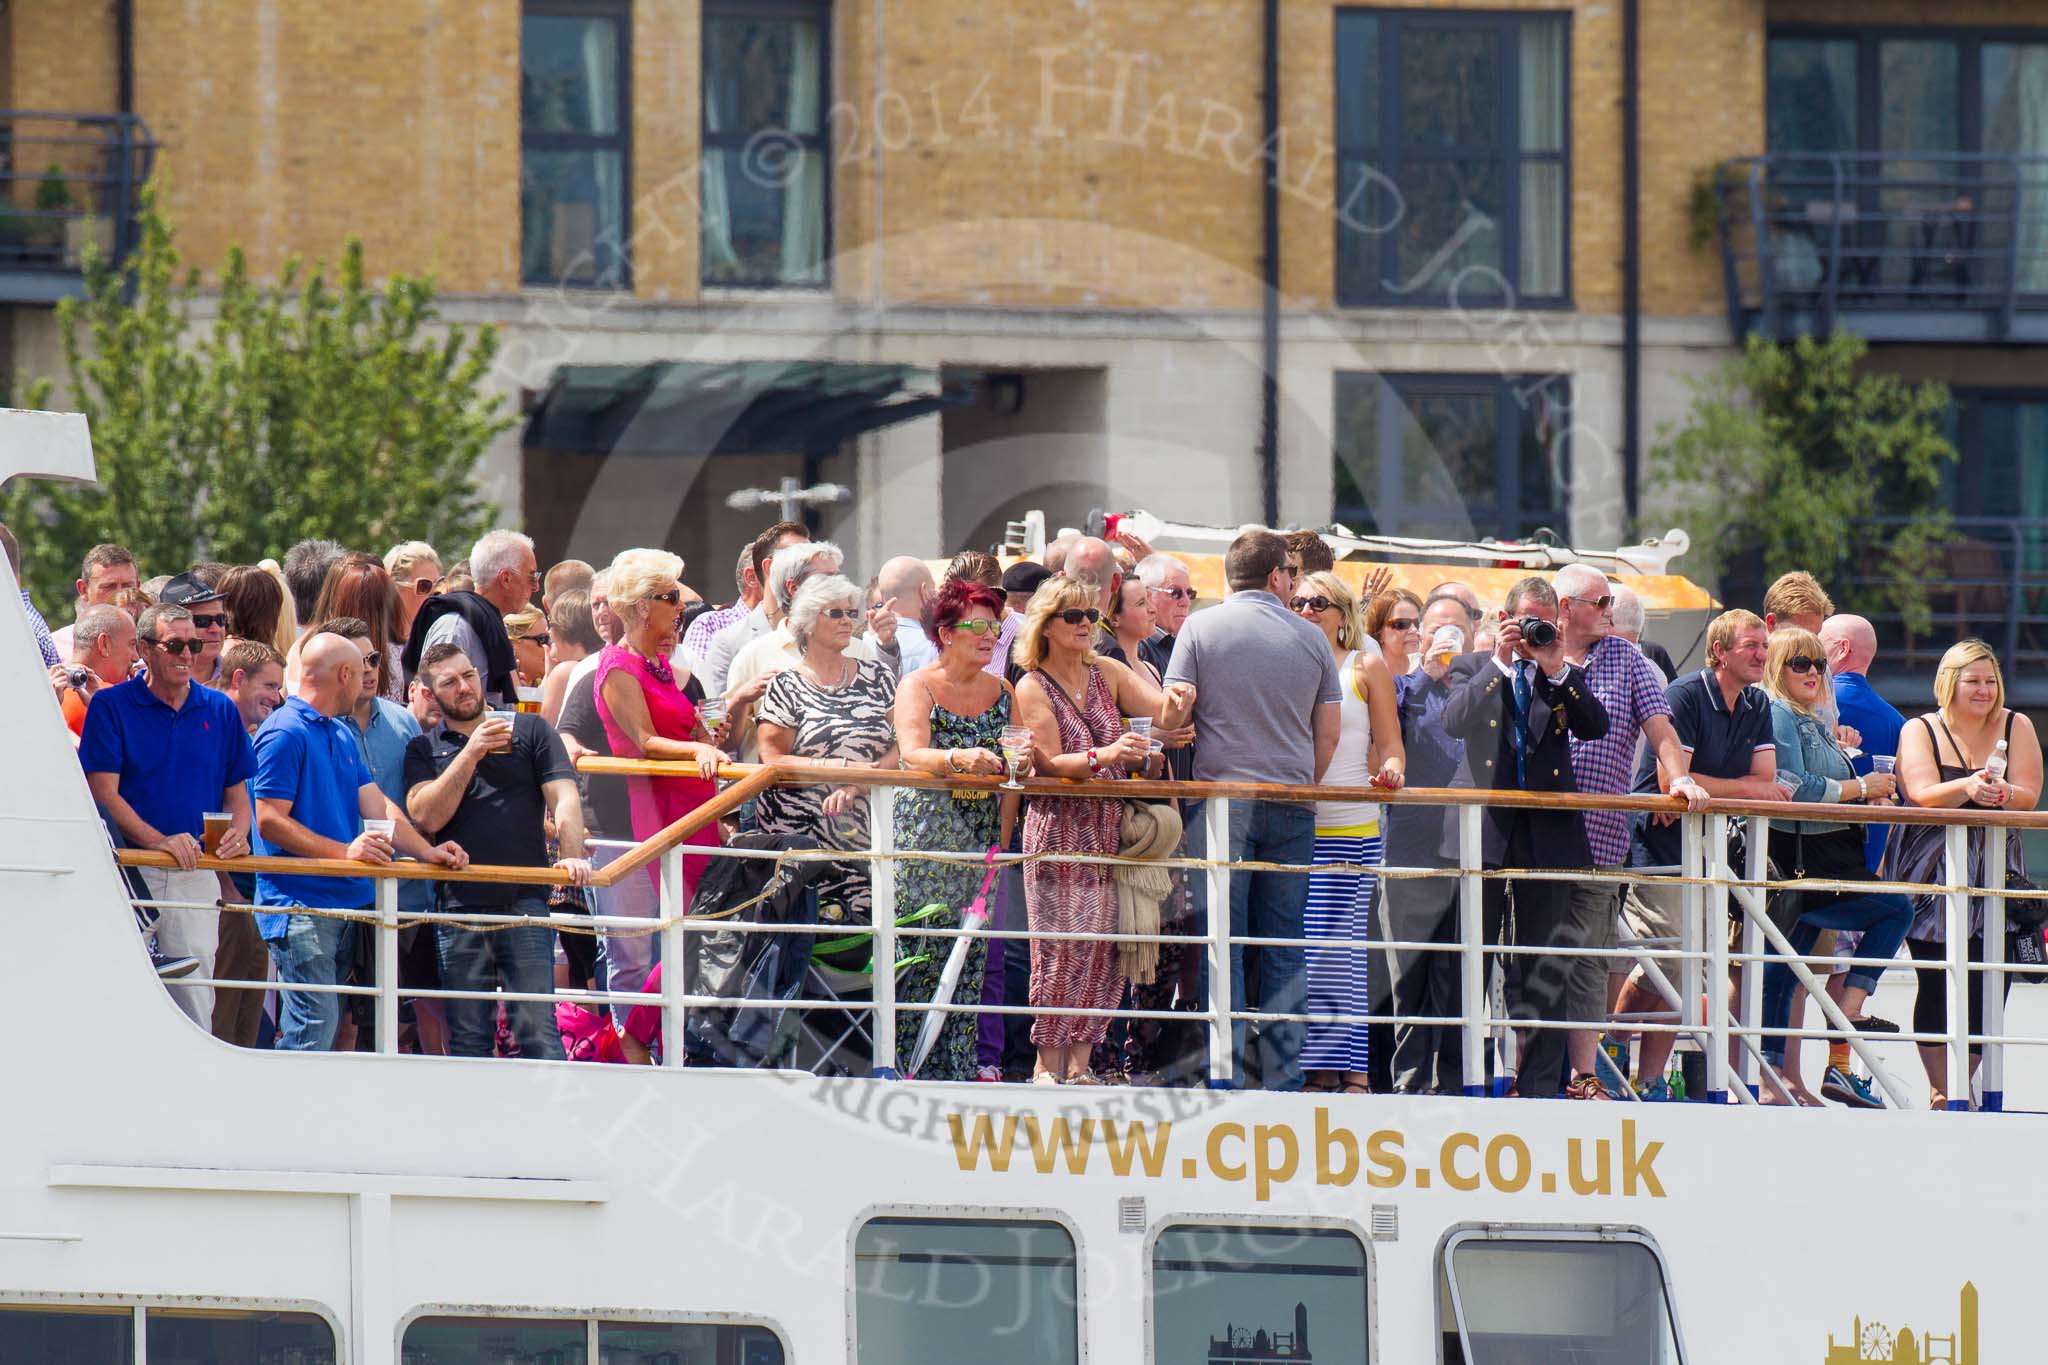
[266,911,361,1053]
[1761,891,1913,1065]
[436,903,564,1060]
[1192,799,1315,1091]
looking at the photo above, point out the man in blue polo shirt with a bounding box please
[254,632,468,1051]
[82,602,257,1027]
[1823,614,1906,872]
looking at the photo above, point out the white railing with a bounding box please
[117,762,2042,1110]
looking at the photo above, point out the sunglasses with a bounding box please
[1291,595,1334,614]
[1387,617,1421,632]
[1784,655,1825,675]
[1154,586,1192,601]
[521,635,550,649]
[1570,595,1615,611]
[1056,608,1103,626]
[1279,564,1301,578]
[189,611,228,630]
[822,607,861,620]
[362,650,383,669]
[647,588,683,607]
[147,637,206,656]
[948,619,998,635]
[411,577,436,596]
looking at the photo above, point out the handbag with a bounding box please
[2001,872,2048,932]
[2008,921,2048,986]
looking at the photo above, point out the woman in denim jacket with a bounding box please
[1759,626,1912,1108]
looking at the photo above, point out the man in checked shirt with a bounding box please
[1554,564,1708,1099]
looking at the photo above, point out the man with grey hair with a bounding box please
[82,600,259,1027]
[400,529,532,708]
[52,602,138,741]
[1607,583,1675,682]
[723,541,898,758]
[1136,552,1194,675]
[1553,562,1704,1097]
[282,538,345,626]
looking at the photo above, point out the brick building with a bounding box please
[1,1,2045,692]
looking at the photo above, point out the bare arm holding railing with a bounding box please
[256,785,466,869]
[601,667,721,780]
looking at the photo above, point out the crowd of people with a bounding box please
[10,509,2037,1108]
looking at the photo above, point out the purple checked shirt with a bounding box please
[1567,633,1672,866]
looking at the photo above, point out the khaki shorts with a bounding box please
[1620,879,1687,1001]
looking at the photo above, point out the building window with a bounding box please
[1438,1229,1681,1364]
[852,1216,1078,1364]
[521,1,632,289]
[1334,372,1571,540]
[0,1302,339,1365]
[702,1,829,287]
[1767,27,2048,294]
[1150,1223,1371,1364]
[401,1315,786,1363]
[1335,10,1569,308]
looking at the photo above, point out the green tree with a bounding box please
[1650,329,1957,634]
[1,186,510,619]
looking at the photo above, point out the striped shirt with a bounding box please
[23,590,58,668]
[1567,633,1672,866]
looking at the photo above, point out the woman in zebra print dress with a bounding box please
[1291,571,1404,1093]
[1013,575,1196,1085]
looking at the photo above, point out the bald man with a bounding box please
[877,554,939,670]
[1822,613,1903,873]
[252,631,467,1051]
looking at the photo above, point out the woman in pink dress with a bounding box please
[1013,575,1195,1085]
[594,549,724,902]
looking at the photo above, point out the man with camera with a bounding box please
[50,603,137,742]
[1439,577,1609,1100]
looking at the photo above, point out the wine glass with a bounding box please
[999,725,1032,791]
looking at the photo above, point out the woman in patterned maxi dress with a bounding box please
[1013,575,1198,1085]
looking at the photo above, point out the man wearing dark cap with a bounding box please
[157,570,231,688]
[994,561,1051,678]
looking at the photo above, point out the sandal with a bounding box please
[1339,1081,1371,1095]
[1063,1071,1102,1086]
[1031,1070,1062,1087]
[1303,1078,1339,1094]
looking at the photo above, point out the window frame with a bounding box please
[1333,7,1573,310]
[700,0,834,290]
[520,0,635,292]
[846,1205,1086,1364]
[395,1303,792,1362]
[1333,369,1573,541]
[1766,22,2048,158]
[1434,1223,1687,1365]
[0,1292,343,1365]
[1142,1214,1377,1365]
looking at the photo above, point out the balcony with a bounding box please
[0,111,156,305]
[1714,152,2048,344]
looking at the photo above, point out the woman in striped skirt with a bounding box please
[1291,571,1405,1093]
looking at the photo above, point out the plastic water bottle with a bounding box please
[1987,739,2010,784]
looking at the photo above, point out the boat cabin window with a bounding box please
[0,1302,337,1365]
[0,1304,133,1362]
[1438,1230,1681,1364]
[852,1215,1078,1365]
[400,1315,784,1363]
[1150,1223,1371,1363]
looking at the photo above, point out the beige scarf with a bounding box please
[1116,800,1184,985]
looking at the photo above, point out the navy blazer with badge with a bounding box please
[1438,647,1609,869]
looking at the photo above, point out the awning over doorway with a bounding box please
[523,360,973,456]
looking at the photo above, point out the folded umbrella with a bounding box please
[908,846,1003,1079]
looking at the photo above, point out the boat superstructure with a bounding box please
[4,410,2045,1364]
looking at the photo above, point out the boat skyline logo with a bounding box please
[1824,1283,1979,1365]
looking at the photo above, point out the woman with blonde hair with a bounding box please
[384,540,442,643]
[503,605,550,691]
[1013,576,1195,1084]
[1895,638,2042,1108]
[1757,626,1910,1107]
[1291,569,1404,1093]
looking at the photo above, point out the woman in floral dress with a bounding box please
[892,579,1018,1080]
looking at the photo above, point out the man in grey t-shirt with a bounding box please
[1164,529,1340,1091]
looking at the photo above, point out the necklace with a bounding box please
[804,652,853,691]
[629,641,674,686]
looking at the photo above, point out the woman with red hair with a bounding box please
[287,554,405,701]
[890,577,1016,1080]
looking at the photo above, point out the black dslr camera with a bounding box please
[1517,616,1558,649]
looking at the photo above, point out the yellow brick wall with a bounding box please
[5,0,1817,319]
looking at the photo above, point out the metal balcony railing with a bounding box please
[0,110,156,302]
[1715,152,2048,343]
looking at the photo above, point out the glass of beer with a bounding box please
[515,685,543,715]
[202,812,232,855]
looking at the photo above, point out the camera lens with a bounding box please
[1520,617,1558,648]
